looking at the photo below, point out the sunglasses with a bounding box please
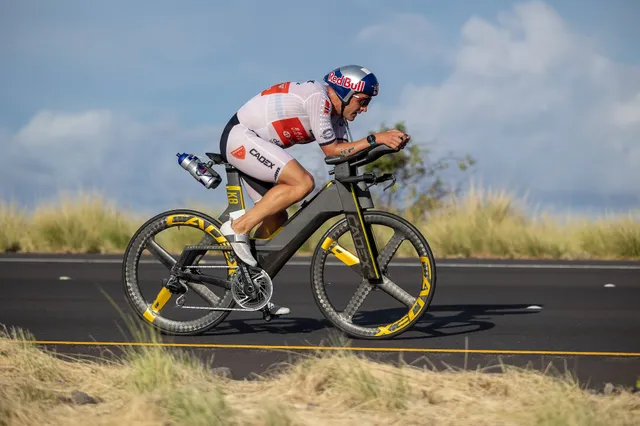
[352,94,372,107]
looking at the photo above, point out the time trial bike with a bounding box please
[122,144,437,340]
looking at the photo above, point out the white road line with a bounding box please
[0,257,639,270]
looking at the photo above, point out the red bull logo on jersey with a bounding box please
[327,72,365,92]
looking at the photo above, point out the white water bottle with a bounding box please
[176,153,221,189]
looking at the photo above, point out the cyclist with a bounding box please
[218,65,410,316]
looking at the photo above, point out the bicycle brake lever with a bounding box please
[383,175,396,192]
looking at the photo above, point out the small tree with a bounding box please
[363,122,475,219]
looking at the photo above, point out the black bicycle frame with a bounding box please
[215,159,383,283]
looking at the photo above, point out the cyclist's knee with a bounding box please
[297,172,315,198]
[284,171,313,201]
[279,161,315,199]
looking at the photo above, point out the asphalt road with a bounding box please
[1,254,639,391]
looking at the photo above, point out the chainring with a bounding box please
[231,266,273,310]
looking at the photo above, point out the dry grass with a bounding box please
[0,202,27,253]
[409,186,640,260]
[0,187,639,259]
[1,324,639,426]
[0,192,139,254]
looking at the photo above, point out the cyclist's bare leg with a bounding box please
[231,160,313,235]
[253,210,289,239]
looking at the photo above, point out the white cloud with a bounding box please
[356,13,444,65]
[0,108,353,212]
[15,110,114,150]
[612,92,640,128]
[357,1,640,212]
[456,2,574,76]
[0,110,225,213]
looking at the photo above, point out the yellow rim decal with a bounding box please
[321,237,360,266]
[224,251,237,278]
[165,214,237,277]
[166,214,228,244]
[375,256,433,336]
[349,184,380,278]
[419,256,433,294]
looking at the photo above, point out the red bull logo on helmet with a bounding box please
[327,72,365,92]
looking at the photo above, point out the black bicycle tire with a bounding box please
[310,210,437,340]
[122,208,236,336]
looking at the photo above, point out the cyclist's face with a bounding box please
[344,93,372,120]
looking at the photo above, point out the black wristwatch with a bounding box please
[366,134,377,147]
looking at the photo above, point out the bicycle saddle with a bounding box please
[205,152,227,165]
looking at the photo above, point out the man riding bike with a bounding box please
[218,65,411,316]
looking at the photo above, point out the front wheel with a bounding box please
[310,211,437,340]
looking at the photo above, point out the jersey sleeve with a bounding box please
[305,92,338,146]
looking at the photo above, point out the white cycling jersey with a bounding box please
[220,80,348,202]
[237,80,347,148]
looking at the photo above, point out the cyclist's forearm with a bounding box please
[334,138,372,157]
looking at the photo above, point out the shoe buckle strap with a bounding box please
[225,234,250,244]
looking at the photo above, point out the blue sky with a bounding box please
[1,0,639,217]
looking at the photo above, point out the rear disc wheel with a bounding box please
[122,209,237,336]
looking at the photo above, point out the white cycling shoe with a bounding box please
[220,219,258,267]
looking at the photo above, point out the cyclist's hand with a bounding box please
[375,129,411,150]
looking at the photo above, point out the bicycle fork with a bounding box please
[340,183,383,283]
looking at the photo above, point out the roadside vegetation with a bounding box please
[2,323,639,426]
[1,186,638,259]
